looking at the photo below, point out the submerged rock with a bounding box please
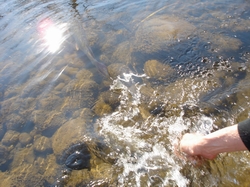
[93,90,120,116]
[133,15,195,53]
[60,142,91,170]
[100,90,120,109]
[51,117,116,186]
[33,136,52,154]
[62,79,99,110]
[37,94,62,111]
[76,69,93,80]
[63,66,79,78]
[111,41,132,65]
[107,63,130,79]
[2,130,19,147]
[19,132,33,147]
[144,59,175,80]
[52,117,115,165]
[0,144,10,166]
[200,32,242,52]
[31,110,66,137]
[5,113,26,131]
[52,118,86,157]
[94,100,113,116]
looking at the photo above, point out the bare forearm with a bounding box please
[198,125,247,158]
[180,124,248,159]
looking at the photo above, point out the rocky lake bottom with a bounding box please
[0,0,250,186]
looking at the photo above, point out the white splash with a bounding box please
[98,73,216,186]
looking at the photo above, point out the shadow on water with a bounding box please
[0,0,250,186]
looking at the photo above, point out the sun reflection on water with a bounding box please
[37,18,66,53]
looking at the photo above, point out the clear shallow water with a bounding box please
[0,0,250,186]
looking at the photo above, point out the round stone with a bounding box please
[19,133,33,146]
[2,130,20,146]
[33,136,52,153]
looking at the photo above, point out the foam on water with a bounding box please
[100,115,190,186]
[97,73,216,186]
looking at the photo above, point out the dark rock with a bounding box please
[61,143,91,170]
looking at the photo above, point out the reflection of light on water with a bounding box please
[38,18,66,53]
[43,26,63,53]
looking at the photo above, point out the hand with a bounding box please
[179,124,249,160]
[179,133,217,160]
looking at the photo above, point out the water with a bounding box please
[0,0,250,186]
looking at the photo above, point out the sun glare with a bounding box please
[44,26,63,53]
[38,18,65,53]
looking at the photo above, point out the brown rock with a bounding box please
[76,69,93,80]
[64,53,84,68]
[0,144,9,165]
[11,146,35,167]
[79,108,95,124]
[4,113,25,131]
[30,110,48,127]
[62,79,99,110]
[33,136,52,153]
[63,66,79,78]
[94,100,112,116]
[2,130,19,146]
[31,110,66,137]
[52,118,88,156]
[111,41,131,64]
[37,94,62,111]
[99,90,120,109]
[19,133,33,147]
[54,82,65,92]
[133,16,195,53]
[107,63,130,79]
[200,32,242,52]
[144,60,175,79]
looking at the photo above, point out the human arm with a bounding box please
[179,119,250,160]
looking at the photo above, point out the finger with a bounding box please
[173,139,188,160]
[185,155,205,166]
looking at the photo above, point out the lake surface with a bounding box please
[0,0,250,186]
